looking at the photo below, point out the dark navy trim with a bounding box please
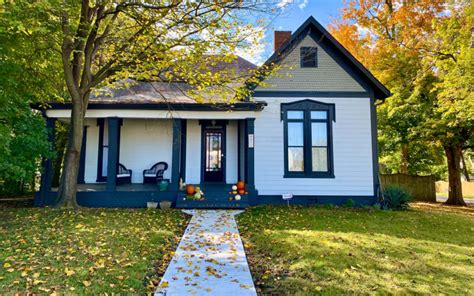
[253,91,370,98]
[96,119,106,182]
[36,118,56,207]
[106,117,120,191]
[180,119,187,182]
[281,100,335,178]
[257,195,377,206]
[370,94,381,199]
[245,118,256,192]
[237,120,241,180]
[249,16,390,100]
[170,119,182,191]
[78,126,88,184]
[34,102,267,111]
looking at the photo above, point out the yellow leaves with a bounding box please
[6,268,15,273]
[161,281,169,288]
[75,223,84,229]
[3,262,11,268]
[33,279,45,285]
[64,267,75,276]
[83,280,91,287]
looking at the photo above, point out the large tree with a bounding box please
[330,0,473,205]
[2,0,275,207]
[329,0,447,176]
[417,2,473,205]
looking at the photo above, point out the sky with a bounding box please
[243,0,346,65]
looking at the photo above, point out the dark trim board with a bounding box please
[256,195,378,206]
[35,190,377,208]
[253,91,370,98]
[34,101,267,112]
[78,126,88,184]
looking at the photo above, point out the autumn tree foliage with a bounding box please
[330,0,473,205]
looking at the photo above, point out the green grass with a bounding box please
[237,203,474,295]
[0,208,188,294]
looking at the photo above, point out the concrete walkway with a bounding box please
[155,210,256,296]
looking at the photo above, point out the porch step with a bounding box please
[175,192,250,209]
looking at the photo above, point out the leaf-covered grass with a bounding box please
[0,208,188,294]
[238,203,474,295]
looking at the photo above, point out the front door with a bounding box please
[202,125,225,183]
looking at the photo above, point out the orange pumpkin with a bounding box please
[186,185,195,195]
[236,181,245,190]
[238,189,245,195]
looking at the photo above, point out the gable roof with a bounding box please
[257,16,391,101]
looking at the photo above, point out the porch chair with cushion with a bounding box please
[143,162,168,184]
[116,163,132,185]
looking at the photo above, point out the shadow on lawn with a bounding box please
[238,205,474,295]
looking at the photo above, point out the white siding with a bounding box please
[226,121,238,184]
[255,35,365,92]
[84,119,99,183]
[254,97,374,196]
[119,119,173,183]
[185,120,201,184]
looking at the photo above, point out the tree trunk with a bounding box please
[460,152,470,181]
[444,145,466,206]
[400,143,409,174]
[56,102,85,208]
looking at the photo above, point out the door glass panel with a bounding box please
[205,132,222,172]
[288,147,304,171]
[312,147,328,172]
[311,122,327,146]
[288,122,304,146]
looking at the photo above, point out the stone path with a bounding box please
[155,210,256,296]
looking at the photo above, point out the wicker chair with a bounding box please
[143,162,168,184]
[116,163,132,185]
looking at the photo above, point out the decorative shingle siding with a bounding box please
[256,35,366,92]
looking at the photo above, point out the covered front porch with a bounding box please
[36,105,261,208]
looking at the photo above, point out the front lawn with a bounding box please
[238,203,474,295]
[0,208,188,294]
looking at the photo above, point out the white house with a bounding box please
[35,16,390,208]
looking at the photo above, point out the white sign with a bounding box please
[282,193,293,200]
[248,134,254,148]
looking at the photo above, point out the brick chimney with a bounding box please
[274,31,292,52]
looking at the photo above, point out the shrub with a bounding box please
[382,186,411,210]
[344,198,355,208]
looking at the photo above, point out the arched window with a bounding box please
[281,100,335,178]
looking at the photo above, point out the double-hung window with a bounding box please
[282,100,335,178]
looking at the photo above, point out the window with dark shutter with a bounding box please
[300,47,317,68]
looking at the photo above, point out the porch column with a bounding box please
[77,126,88,184]
[106,117,120,191]
[36,117,56,206]
[245,118,255,191]
[170,118,182,191]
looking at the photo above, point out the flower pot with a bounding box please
[158,180,169,191]
[159,201,172,210]
[147,202,158,209]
